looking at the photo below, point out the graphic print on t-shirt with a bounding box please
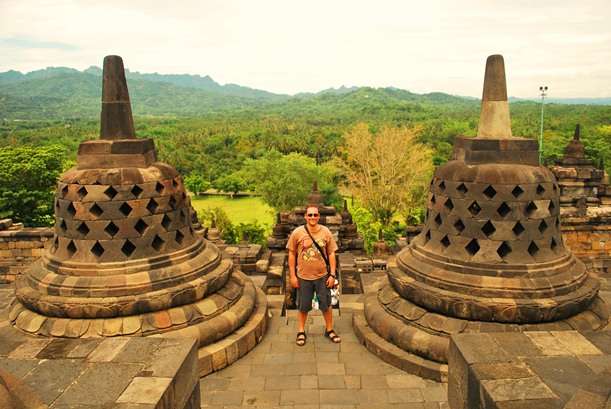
[301,238,327,262]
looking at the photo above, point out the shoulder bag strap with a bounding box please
[304,225,330,273]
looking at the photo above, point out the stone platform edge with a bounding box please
[192,286,268,377]
[352,309,448,382]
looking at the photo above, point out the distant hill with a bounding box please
[509,96,611,106]
[0,71,273,119]
[0,66,477,120]
[1,65,608,121]
[82,65,289,101]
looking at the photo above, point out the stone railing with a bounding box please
[0,219,53,284]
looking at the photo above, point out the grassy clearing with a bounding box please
[190,195,275,229]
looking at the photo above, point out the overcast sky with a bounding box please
[1,0,610,97]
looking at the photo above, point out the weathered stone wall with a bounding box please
[0,226,53,284]
[562,225,610,261]
[448,330,611,409]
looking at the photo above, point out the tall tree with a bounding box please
[0,145,64,226]
[338,123,433,226]
[243,150,340,211]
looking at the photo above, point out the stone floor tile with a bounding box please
[361,375,388,389]
[294,352,317,363]
[0,357,37,379]
[278,326,296,335]
[523,331,572,356]
[316,351,339,363]
[344,375,361,389]
[264,352,294,365]
[320,405,357,409]
[251,363,289,376]
[338,332,359,343]
[386,374,427,389]
[344,361,398,376]
[480,377,556,402]
[116,376,172,404]
[281,389,319,405]
[8,339,51,359]
[320,389,359,405]
[87,338,130,362]
[317,362,346,375]
[318,375,346,389]
[356,389,389,404]
[296,342,317,352]
[242,390,281,406]
[301,374,318,389]
[387,388,424,403]
[286,362,318,375]
[199,405,223,409]
[215,362,251,380]
[578,354,611,374]
[52,362,142,407]
[294,405,321,409]
[230,376,265,391]
[270,340,297,353]
[420,385,448,402]
[265,375,300,390]
[316,343,342,352]
[339,352,383,366]
[199,377,230,392]
[339,343,362,353]
[203,390,244,406]
[22,359,89,405]
[550,331,603,356]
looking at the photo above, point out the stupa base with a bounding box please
[9,270,268,377]
[355,286,608,381]
[353,309,449,382]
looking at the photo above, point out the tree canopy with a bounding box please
[242,150,341,211]
[338,123,434,226]
[0,145,64,226]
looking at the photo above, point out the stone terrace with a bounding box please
[2,267,610,408]
[199,308,449,409]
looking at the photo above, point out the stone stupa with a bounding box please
[9,56,267,376]
[354,55,608,381]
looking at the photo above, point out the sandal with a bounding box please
[296,331,307,346]
[324,329,341,344]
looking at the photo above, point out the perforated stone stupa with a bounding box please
[354,55,608,381]
[9,56,267,376]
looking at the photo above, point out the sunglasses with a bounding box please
[307,213,319,217]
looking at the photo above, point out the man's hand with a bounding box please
[290,275,300,288]
[325,275,336,288]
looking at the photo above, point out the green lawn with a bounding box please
[190,195,275,228]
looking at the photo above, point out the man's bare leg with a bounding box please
[322,307,333,331]
[298,310,308,333]
[323,307,341,342]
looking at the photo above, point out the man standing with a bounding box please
[287,205,341,346]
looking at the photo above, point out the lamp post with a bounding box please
[538,85,548,163]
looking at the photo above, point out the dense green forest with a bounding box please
[1,66,610,232]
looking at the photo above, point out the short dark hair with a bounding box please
[305,204,320,213]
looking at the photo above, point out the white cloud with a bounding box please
[1,0,610,97]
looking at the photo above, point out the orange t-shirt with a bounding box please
[287,225,338,280]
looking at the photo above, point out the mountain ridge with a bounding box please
[1,66,610,121]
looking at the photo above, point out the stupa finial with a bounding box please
[574,124,581,141]
[477,54,512,139]
[100,55,135,140]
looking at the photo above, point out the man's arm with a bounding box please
[325,249,337,288]
[328,250,337,277]
[288,249,299,288]
[288,249,296,278]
